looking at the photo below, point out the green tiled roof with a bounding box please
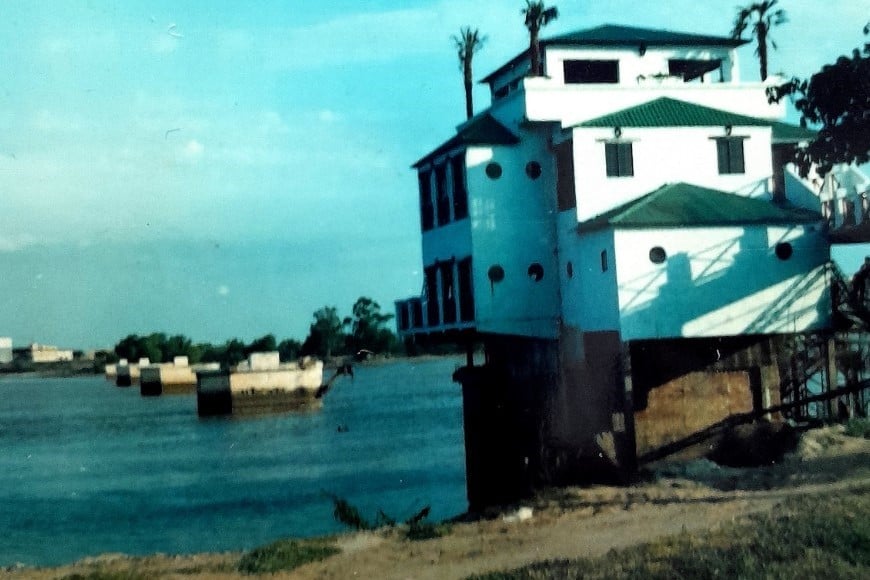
[413,114,519,168]
[546,25,746,48]
[579,182,822,232]
[575,98,814,143]
[577,97,775,128]
[770,121,817,143]
[481,24,745,83]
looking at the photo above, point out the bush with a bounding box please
[844,418,870,439]
[237,538,339,574]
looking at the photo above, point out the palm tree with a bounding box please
[522,1,559,77]
[730,0,788,81]
[452,27,486,120]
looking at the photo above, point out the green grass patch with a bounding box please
[61,574,149,580]
[844,417,870,439]
[468,488,870,579]
[406,519,452,541]
[237,538,340,575]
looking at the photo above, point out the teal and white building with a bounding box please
[395,25,868,508]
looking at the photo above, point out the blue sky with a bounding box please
[1,0,868,349]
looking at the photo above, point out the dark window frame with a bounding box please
[555,139,576,211]
[434,164,450,226]
[418,169,434,231]
[564,59,620,84]
[451,155,468,220]
[714,136,746,174]
[424,265,440,327]
[605,141,634,177]
[458,257,475,322]
[440,261,457,325]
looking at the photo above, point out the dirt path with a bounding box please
[4,426,868,580]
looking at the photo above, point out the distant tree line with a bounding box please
[111,296,409,368]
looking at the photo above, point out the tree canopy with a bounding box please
[522,1,558,77]
[452,26,486,119]
[767,26,870,177]
[730,1,787,82]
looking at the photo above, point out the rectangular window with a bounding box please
[410,298,423,329]
[605,142,634,177]
[424,266,440,327]
[555,139,576,211]
[716,137,746,174]
[451,156,468,220]
[418,170,434,231]
[564,60,619,84]
[457,257,475,322]
[440,261,457,325]
[398,302,410,331]
[600,250,608,272]
[435,164,450,226]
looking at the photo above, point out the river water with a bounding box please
[0,357,468,566]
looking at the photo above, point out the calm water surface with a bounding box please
[0,357,467,566]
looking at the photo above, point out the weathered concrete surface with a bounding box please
[196,358,324,416]
[454,333,784,509]
[140,361,221,396]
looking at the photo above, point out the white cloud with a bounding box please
[318,109,340,123]
[149,34,181,54]
[181,139,204,160]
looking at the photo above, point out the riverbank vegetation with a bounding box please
[104,296,462,371]
[470,488,870,580]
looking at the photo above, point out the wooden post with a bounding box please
[826,336,839,419]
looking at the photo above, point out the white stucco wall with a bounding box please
[543,46,738,86]
[570,125,774,222]
[613,225,831,340]
[523,79,783,127]
[558,219,620,332]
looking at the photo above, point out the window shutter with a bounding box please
[716,140,729,174]
[729,139,745,173]
[605,143,618,176]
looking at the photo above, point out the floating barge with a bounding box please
[140,357,221,396]
[196,353,339,416]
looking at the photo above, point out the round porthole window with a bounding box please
[485,162,503,180]
[566,261,574,278]
[525,161,542,180]
[487,264,505,282]
[775,242,793,260]
[649,246,667,264]
[527,263,544,282]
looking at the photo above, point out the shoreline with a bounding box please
[3,424,867,579]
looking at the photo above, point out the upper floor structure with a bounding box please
[397,24,867,344]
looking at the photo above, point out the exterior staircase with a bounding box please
[783,163,870,243]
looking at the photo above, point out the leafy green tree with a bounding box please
[245,334,278,356]
[348,297,397,354]
[767,24,870,177]
[278,338,302,361]
[522,1,558,77]
[452,26,486,119]
[730,0,788,81]
[164,334,193,361]
[302,307,347,359]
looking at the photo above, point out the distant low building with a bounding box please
[0,338,12,364]
[27,343,75,363]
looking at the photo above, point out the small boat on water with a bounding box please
[196,352,352,417]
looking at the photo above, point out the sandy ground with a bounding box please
[3,425,868,580]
